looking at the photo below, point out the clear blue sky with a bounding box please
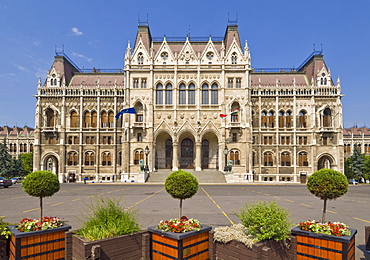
[1,0,369,128]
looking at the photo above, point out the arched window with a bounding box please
[299,110,307,128]
[298,152,308,166]
[84,111,91,128]
[268,111,275,128]
[135,102,143,122]
[285,111,292,128]
[179,83,186,105]
[188,83,195,104]
[101,111,108,128]
[134,150,144,164]
[165,83,173,104]
[261,111,267,127]
[85,152,95,166]
[108,111,114,128]
[202,83,209,104]
[211,83,218,105]
[231,52,237,64]
[263,152,273,166]
[137,53,144,65]
[117,151,122,166]
[46,108,55,127]
[281,152,291,166]
[323,108,331,127]
[231,103,240,122]
[278,110,284,128]
[70,111,78,128]
[252,152,256,166]
[156,84,163,105]
[91,111,97,128]
[67,151,78,166]
[252,111,258,127]
[102,152,112,166]
[230,150,240,165]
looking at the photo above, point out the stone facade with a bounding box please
[0,126,34,159]
[33,22,344,183]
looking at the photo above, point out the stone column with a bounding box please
[172,142,179,171]
[195,141,202,171]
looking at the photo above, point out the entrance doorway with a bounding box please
[165,139,173,169]
[180,138,194,169]
[201,139,209,169]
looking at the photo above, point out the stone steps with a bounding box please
[146,169,226,183]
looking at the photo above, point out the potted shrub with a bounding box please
[71,197,147,259]
[212,200,295,260]
[148,170,212,260]
[8,170,71,260]
[0,217,13,260]
[291,168,357,259]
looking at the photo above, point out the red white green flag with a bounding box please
[220,108,239,118]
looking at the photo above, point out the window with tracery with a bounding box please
[263,152,273,166]
[281,152,291,166]
[231,52,237,64]
[137,53,144,65]
[165,83,172,104]
[298,152,308,166]
[134,150,144,164]
[85,152,95,166]
[202,83,209,104]
[67,152,78,166]
[298,110,307,128]
[46,108,55,127]
[230,150,240,165]
[102,152,112,166]
[70,111,78,128]
[101,111,108,128]
[211,83,218,105]
[156,83,163,105]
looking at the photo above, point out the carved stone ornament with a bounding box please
[190,113,195,119]
[203,113,207,119]
[167,114,171,119]
[157,113,161,119]
[180,113,185,119]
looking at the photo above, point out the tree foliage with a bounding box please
[0,138,14,178]
[165,170,199,218]
[348,148,365,180]
[307,169,348,222]
[22,171,60,220]
[20,152,33,175]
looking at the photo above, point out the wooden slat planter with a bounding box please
[0,235,9,260]
[71,230,150,260]
[291,226,357,260]
[8,224,71,260]
[148,225,212,260]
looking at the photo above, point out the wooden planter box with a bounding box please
[210,232,296,260]
[291,226,357,260]
[148,225,212,260]
[71,230,150,260]
[8,224,71,260]
[0,235,9,260]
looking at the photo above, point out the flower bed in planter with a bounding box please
[71,230,149,260]
[8,224,71,260]
[148,224,212,260]
[291,226,357,260]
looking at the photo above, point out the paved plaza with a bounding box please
[1,183,369,259]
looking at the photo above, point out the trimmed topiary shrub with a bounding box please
[236,200,292,242]
[164,170,199,218]
[307,168,348,222]
[22,171,60,220]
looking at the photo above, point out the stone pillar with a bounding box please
[195,141,201,171]
[172,142,179,171]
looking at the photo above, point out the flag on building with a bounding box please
[115,107,136,119]
[220,108,239,118]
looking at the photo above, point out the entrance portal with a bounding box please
[180,138,194,169]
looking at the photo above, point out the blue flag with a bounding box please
[115,107,136,119]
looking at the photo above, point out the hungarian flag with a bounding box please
[220,108,239,118]
[115,107,136,119]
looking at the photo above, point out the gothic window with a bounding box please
[156,83,163,105]
[133,78,139,88]
[278,110,284,128]
[211,83,218,105]
[161,52,168,60]
[228,78,233,88]
[134,150,144,164]
[299,110,307,128]
[281,152,291,166]
[323,108,332,127]
[252,152,256,166]
[298,152,308,166]
[30,144,33,152]
[141,78,147,88]
[101,111,108,128]
[179,83,186,104]
[117,151,122,166]
[231,102,240,122]
[285,111,292,128]
[137,133,142,142]
[261,111,267,127]
[236,78,241,88]
[206,51,214,60]
[230,150,240,165]
[188,83,195,104]
[137,52,144,65]
[85,136,95,144]
[84,111,91,127]
[320,73,327,85]
[70,111,78,128]
[102,152,112,166]
[85,151,95,166]
[231,52,237,64]
[165,83,173,104]
[67,152,78,166]
[46,108,55,127]
[252,111,258,127]
[263,152,273,166]
[91,111,97,127]
[108,111,114,128]
[268,111,275,128]
[202,83,209,104]
[48,137,55,145]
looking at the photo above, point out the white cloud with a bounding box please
[14,64,29,72]
[72,52,93,62]
[71,27,83,36]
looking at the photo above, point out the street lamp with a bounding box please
[223,145,229,172]
[144,146,150,172]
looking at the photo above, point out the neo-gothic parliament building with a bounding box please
[33,22,344,183]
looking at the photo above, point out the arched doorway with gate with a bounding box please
[180,138,194,169]
[154,131,173,169]
[201,132,219,169]
[41,152,60,181]
[317,153,335,170]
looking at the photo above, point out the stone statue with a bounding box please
[139,159,145,172]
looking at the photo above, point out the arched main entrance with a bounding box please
[155,132,173,169]
[201,132,219,169]
[317,154,334,170]
[180,138,194,169]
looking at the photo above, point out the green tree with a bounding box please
[22,171,60,220]
[164,170,199,219]
[349,148,365,180]
[0,138,15,178]
[20,152,33,175]
[344,157,354,179]
[307,169,348,223]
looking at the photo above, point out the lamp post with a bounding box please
[144,146,150,173]
[223,146,229,172]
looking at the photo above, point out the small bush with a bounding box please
[213,224,256,248]
[0,217,13,239]
[236,201,291,242]
[75,197,140,241]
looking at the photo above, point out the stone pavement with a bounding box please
[146,169,227,184]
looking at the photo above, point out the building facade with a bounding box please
[33,22,344,183]
[0,126,34,159]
